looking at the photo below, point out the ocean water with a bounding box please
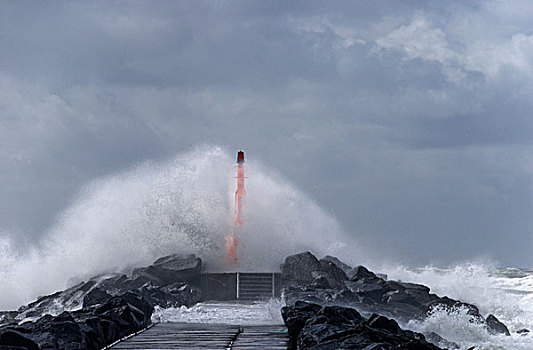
[0,146,531,349]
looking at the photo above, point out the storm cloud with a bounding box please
[1,0,532,266]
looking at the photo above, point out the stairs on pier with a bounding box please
[237,273,276,301]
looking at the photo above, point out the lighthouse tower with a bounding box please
[225,150,246,265]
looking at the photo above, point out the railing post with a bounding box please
[236,272,240,299]
[271,273,275,297]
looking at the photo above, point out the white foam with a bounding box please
[151,299,285,325]
[384,263,533,350]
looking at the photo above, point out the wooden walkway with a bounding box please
[110,323,288,350]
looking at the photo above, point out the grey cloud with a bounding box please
[0,0,532,266]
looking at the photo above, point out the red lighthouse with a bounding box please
[225,150,246,265]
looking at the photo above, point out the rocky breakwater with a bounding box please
[281,252,510,348]
[0,253,203,349]
[282,301,443,350]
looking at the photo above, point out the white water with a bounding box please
[152,299,285,325]
[0,146,356,310]
[0,145,532,349]
[383,264,533,350]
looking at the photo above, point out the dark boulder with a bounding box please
[132,254,201,286]
[424,332,460,349]
[486,314,510,336]
[83,288,112,308]
[94,292,152,338]
[321,255,353,276]
[281,301,322,348]
[282,252,351,306]
[367,313,401,335]
[427,297,484,323]
[95,274,132,294]
[318,259,348,288]
[11,311,90,350]
[307,305,366,328]
[281,251,322,286]
[0,329,39,350]
[351,265,381,282]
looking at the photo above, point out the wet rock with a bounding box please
[427,297,482,319]
[93,292,152,338]
[485,314,510,336]
[424,332,460,349]
[0,329,39,350]
[0,312,17,327]
[321,255,353,277]
[318,259,348,288]
[282,301,443,350]
[351,265,381,282]
[132,254,202,286]
[281,300,322,348]
[281,251,323,286]
[83,288,112,308]
[367,313,401,334]
[15,281,96,322]
[8,311,92,350]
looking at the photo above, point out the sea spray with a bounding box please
[151,299,286,325]
[0,146,354,309]
[384,264,533,349]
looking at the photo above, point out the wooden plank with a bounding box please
[110,323,288,350]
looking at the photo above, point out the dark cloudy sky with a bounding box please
[1,1,532,266]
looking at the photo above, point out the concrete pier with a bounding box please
[110,322,288,349]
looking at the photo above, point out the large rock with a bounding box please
[282,301,443,350]
[132,254,202,286]
[93,292,152,338]
[82,288,113,308]
[281,252,348,292]
[321,255,353,277]
[486,314,510,336]
[318,259,348,289]
[281,300,322,348]
[424,332,460,349]
[281,251,323,286]
[0,329,39,350]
